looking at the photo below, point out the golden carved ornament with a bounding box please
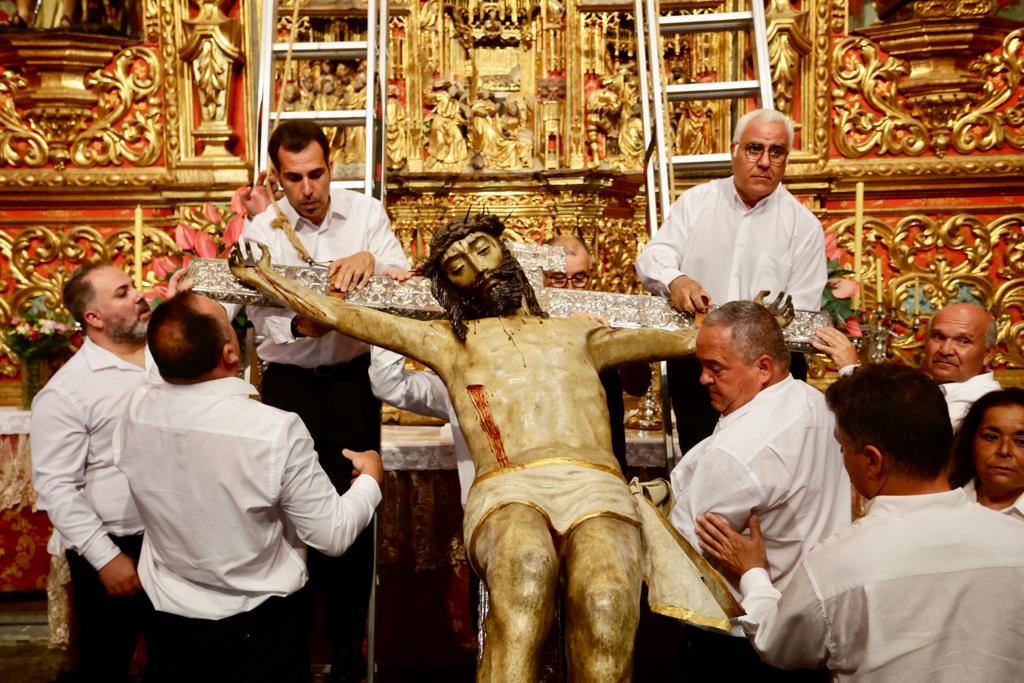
[766,0,811,119]
[0,38,162,169]
[0,224,179,373]
[832,22,1024,158]
[826,212,1023,369]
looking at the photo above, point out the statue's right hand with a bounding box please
[343,448,384,485]
[668,275,711,315]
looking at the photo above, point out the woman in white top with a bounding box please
[951,387,1024,521]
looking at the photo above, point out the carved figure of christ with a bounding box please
[230,227,702,682]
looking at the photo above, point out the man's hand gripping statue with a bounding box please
[230,213,740,683]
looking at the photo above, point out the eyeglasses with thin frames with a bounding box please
[544,272,591,288]
[741,142,789,165]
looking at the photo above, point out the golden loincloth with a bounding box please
[464,460,742,633]
[463,460,641,565]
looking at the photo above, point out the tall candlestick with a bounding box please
[853,182,864,310]
[914,277,921,316]
[876,265,884,312]
[133,205,143,290]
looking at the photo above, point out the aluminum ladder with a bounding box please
[632,0,775,466]
[250,0,389,199]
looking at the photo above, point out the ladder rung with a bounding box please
[331,180,365,190]
[671,152,733,172]
[666,81,760,102]
[277,110,368,127]
[272,41,369,61]
[659,12,753,35]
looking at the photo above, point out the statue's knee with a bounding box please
[493,545,556,603]
[572,580,638,639]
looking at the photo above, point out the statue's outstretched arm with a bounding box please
[587,326,698,372]
[229,243,451,369]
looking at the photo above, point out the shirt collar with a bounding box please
[158,376,259,397]
[940,371,996,397]
[284,188,348,234]
[727,176,782,213]
[715,374,794,431]
[81,336,154,373]
[864,488,968,518]
[961,479,1024,518]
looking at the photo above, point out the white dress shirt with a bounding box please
[962,479,1024,522]
[242,188,409,368]
[30,337,159,570]
[113,376,381,620]
[941,371,1001,429]
[736,489,1024,681]
[636,177,826,311]
[369,347,474,506]
[670,376,851,612]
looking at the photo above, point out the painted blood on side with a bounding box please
[465,384,510,469]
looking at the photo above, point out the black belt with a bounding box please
[267,353,371,379]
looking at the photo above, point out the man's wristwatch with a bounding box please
[290,317,305,339]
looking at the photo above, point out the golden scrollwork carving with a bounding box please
[766,0,811,119]
[832,6,1024,160]
[832,36,928,157]
[70,47,163,167]
[0,224,179,372]
[0,36,162,170]
[181,0,244,158]
[826,212,1023,369]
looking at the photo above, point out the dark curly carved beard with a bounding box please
[430,249,546,342]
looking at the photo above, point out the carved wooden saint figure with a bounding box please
[231,214,737,682]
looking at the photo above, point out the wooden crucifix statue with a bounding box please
[229,213,739,683]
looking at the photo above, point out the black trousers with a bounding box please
[677,626,829,682]
[261,355,381,680]
[146,591,309,683]
[65,534,152,683]
[668,352,809,454]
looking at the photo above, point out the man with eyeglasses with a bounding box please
[543,234,651,472]
[636,108,826,452]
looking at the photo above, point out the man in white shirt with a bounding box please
[114,292,382,683]
[30,262,184,681]
[813,302,1001,428]
[697,363,1024,681]
[236,120,407,681]
[670,300,849,680]
[636,108,826,451]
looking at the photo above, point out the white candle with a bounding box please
[853,182,864,310]
[133,205,143,290]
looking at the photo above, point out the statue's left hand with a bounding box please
[330,251,375,293]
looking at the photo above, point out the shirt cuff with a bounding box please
[739,567,773,597]
[838,363,860,377]
[80,530,123,572]
[350,473,383,507]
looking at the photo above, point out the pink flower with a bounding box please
[845,317,863,337]
[830,278,859,300]
[203,202,224,225]
[194,231,218,258]
[175,223,196,251]
[824,230,842,261]
[152,256,178,279]
[230,188,248,217]
[222,215,244,253]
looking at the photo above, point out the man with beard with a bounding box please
[231,213,733,682]
[31,262,185,681]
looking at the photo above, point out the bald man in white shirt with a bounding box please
[669,301,849,681]
[31,262,186,682]
[114,292,382,683]
[698,364,1024,681]
[813,302,1001,429]
[636,108,826,452]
